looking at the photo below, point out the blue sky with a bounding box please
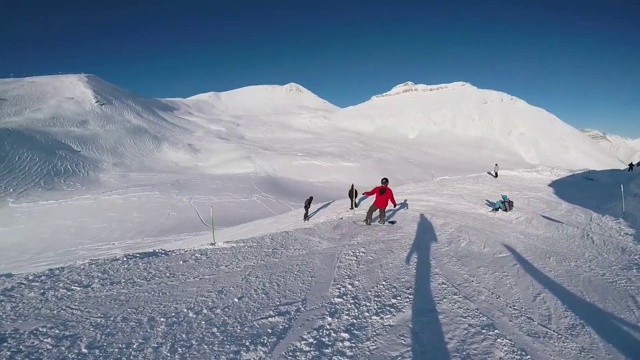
[1,1,639,137]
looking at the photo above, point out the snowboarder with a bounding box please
[492,195,513,212]
[362,177,397,225]
[628,162,635,172]
[303,196,313,221]
[348,184,359,210]
[493,163,499,178]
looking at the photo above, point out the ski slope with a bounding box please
[1,168,639,359]
[1,74,639,359]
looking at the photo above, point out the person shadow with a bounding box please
[504,244,640,359]
[307,200,335,219]
[485,199,496,208]
[356,195,369,208]
[405,214,451,359]
[371,199,409,222]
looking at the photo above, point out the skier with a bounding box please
[303,196,313,221]
[493,163,499,178]
[628,162,635,172]
[362,177,397,225]
[348,184,359,210]
[492,195,513,212]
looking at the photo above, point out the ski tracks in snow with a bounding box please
[2,184,640,359]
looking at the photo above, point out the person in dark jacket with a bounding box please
[628,162,635,172]
[363,177,397,225]
[303,196,313,221]
[348,184,358,209]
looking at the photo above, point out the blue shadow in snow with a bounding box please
[371,199,409,222]
[307,200,334,219]
[405,214,450,359]
[504,244,640,358]
[485,199,496,209]
[356,195,368,208]
[548,169,640,244]
[540,215,564,225]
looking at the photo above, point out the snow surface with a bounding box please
[581,128,640,164]
[1,75,639,359]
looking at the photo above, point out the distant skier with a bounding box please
[348,184,359,210]
[303,196,313,221]
[362,177,397,225]
[628,162,635,172]
[493,163,499,178]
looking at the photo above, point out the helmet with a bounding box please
[501,194,508,200]
[381,177,389,185]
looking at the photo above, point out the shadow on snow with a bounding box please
[504,244,640,358]
[307,200,335,219]
[405,214,450,359]
[549,169,640,245]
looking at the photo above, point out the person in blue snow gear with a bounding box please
[348,184,359,210]
[492,194,514,212]
[303,196,313,221]
[363,177,397,225]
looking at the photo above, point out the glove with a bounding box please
[394,204,397,208]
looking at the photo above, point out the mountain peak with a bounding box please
[372,81,475,99]
[283,83,306,94]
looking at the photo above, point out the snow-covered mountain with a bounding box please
[1,74,639,359]
[0,74,195,199]
[581,128,640,164]
[334,81,622,172]
[2,75,622,203]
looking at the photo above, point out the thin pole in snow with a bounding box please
[211,206,216,245]
[621,184,625,214]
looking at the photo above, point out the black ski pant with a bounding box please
[365,204,386,223]
[304,207,310,220]
[494,171,499,178]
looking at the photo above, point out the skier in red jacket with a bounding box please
[363,177,397,225]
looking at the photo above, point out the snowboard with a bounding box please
[353,220,396,226]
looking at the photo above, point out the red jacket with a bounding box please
[364,185,396,208]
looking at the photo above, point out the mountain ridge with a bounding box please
[0,73,624,200]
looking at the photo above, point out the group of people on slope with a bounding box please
[304,177,397,224]
[305,163,510,223]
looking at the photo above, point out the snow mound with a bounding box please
[581,128,640,164]
[333,82,622,171]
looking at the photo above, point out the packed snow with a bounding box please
[1,74,639,359]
